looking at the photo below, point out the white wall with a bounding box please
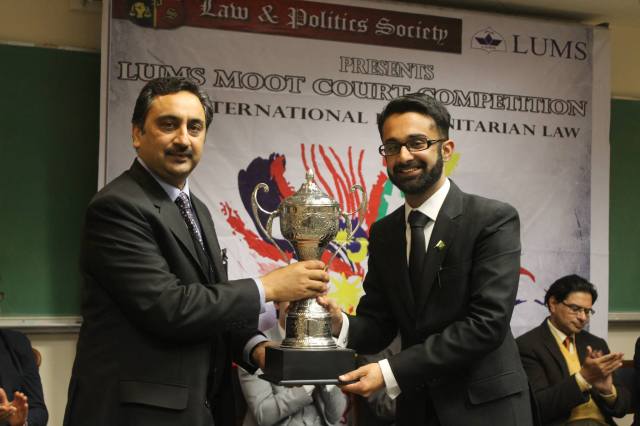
[2,1,639,425]
[26,333,78,426]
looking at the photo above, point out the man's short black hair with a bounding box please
[544,274,598,306]
[376,92,450,139]
[131,77,214,131]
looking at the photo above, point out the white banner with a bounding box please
[101,0,609,336]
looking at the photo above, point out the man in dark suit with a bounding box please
[517,275,630,425]
[0,329,48,426]
[63,77,329,426]
[321,93,533,425]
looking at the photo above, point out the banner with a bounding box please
[101,0,609,336]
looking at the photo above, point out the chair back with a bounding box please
[32,347,42,368]
[615,360,636,415]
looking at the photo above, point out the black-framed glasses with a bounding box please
[561,301,595,316]
[378,136,447,157]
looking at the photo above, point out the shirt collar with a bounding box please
[546,318,573,347]
[404,178,450,223]
[137,157,190,202]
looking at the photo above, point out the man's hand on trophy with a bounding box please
[316,296,343,337]
[262,260,329,302]
[338,363,383,397]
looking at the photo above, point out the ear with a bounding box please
[132,125,142,151]
[548,296,558,313]
[441,139,455,161]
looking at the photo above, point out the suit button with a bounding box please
[204,399,211,408]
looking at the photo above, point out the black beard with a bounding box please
[387,147,443,195]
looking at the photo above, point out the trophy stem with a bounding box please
[281,298,337,349]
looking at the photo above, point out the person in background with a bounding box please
[238,301,347,426]
[0,329,48,426]
[517,274,631,426]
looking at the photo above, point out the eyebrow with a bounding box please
[156,114,179,122]
[565,302,593,309]
[383,133,429,143]
[155,114,204,125]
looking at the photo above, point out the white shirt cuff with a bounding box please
[253,277,266,313]
[243,334,268,366]
[336,312,349,347]
[378,358,401,400]
[258,301,277,332]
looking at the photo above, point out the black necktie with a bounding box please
[408,210,430,297]
[175,192,205,251]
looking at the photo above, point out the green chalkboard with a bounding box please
[0,43,99,316]
[610,98,640,312]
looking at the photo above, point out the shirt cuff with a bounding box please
[243,334,268,367]
[253,277,266,313]
[335,312,349,347]
[258,301,277,332]
[378,359,401,400]
[574,372,592,392]
[599,384,618,405]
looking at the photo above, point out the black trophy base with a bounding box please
[260,346,356,385]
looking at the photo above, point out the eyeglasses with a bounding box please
[378,136,447,157]
[561,301,595,316]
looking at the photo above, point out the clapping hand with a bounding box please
[580,345,624,394]
[0,388,28,426]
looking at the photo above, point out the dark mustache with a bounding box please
[165,147,193,157]
[393,160,425,173]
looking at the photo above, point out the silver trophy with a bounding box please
[251,169,367,384]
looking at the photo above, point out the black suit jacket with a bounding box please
[516,320,631,426]
[64,160,261,426]
[348,181,532,426]
[0,329,48,426]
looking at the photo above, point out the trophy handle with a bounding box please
[251,183,290,264]
[325,184,367,270]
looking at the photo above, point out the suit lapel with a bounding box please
[191,194,226,282]
[540,320,571,377]
[128,160,208,280]
[414,182,462,315]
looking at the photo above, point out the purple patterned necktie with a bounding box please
[175,192,205,250]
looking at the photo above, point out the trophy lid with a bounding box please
[282,169,339,208]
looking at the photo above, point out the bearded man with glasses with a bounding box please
[517,274,631,426]
[319,93,534,425]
